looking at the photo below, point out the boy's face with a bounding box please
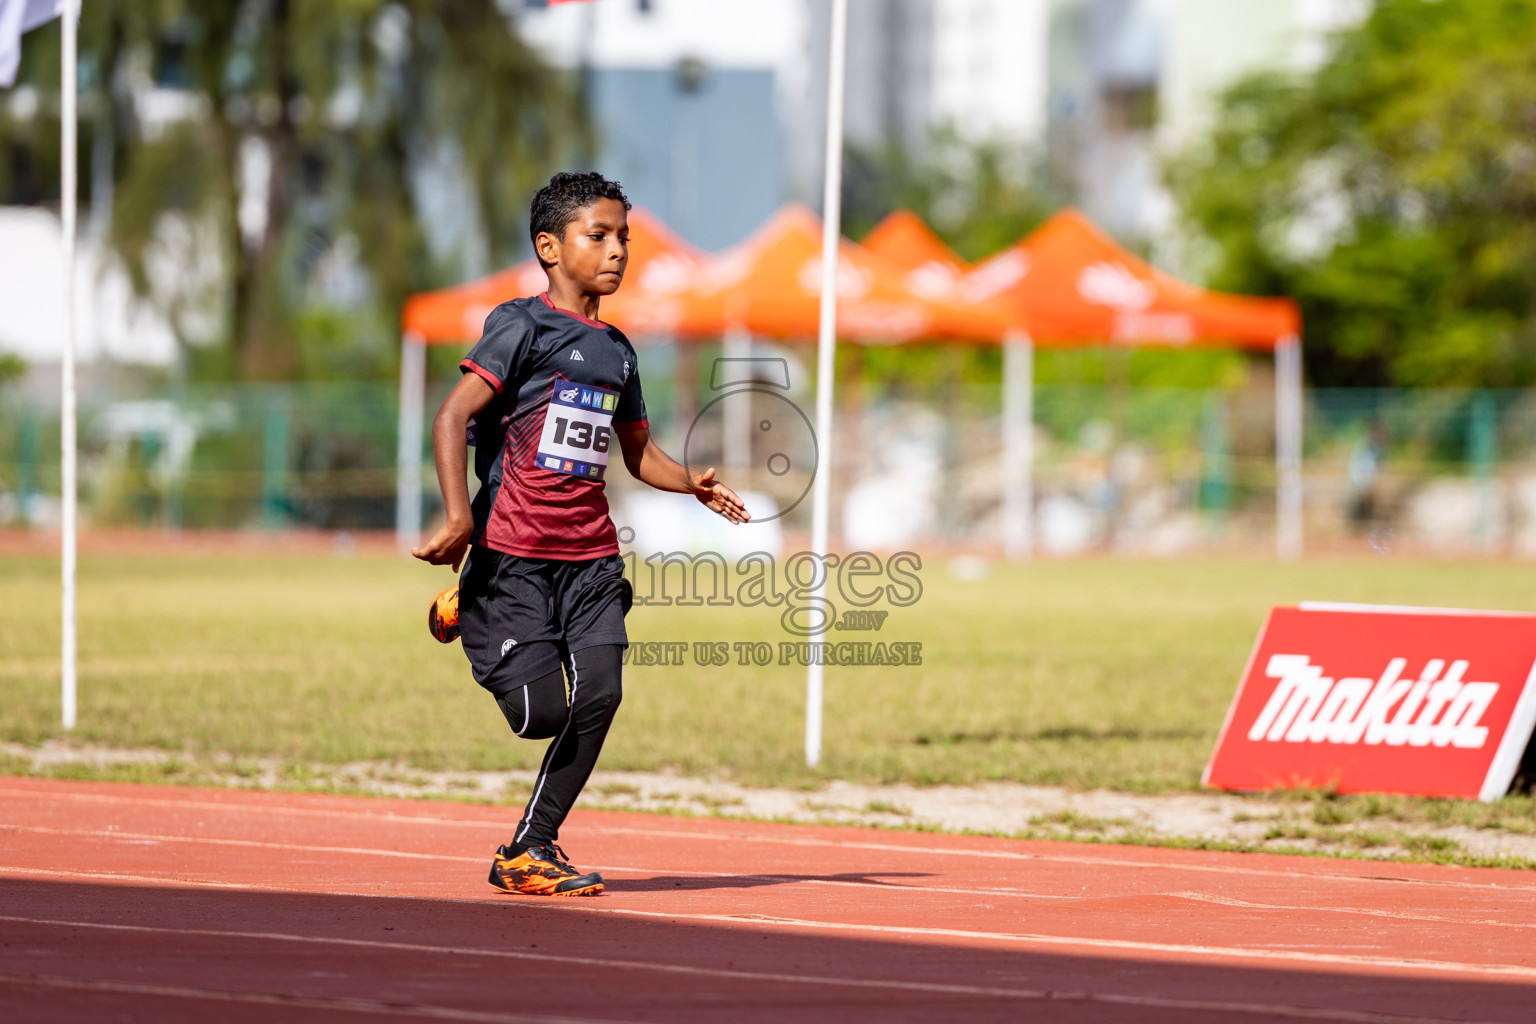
[537,199,629,295]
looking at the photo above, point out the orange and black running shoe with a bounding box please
[428,585,460,643]
[488,843,604,897]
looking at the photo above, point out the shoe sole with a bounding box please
[488,880,604,897]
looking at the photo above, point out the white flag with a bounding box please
[0,0,73,88]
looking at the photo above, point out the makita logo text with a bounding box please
[1246,655,1498,749]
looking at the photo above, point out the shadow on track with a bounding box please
[608,871,932,893]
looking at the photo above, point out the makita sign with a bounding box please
[1205,603,1536,801]
[1248,655,1497,749]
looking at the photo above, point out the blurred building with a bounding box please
[583,66,782,252]
[519,0,801,251]
[0,209,179,386]
[798,0,1366,251]
[523,0,1054,244]
[799,0,1051,206]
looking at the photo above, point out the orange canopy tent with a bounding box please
[860,207,964,271]
[863,209,968,271]
[399,207,702,344]
[861,209,971,302]
[958,208,1303,559]
[659,204,1013,343]
[965,208,1299,349]
[394,208,703,547]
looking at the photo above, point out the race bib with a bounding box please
[535,380,618,480]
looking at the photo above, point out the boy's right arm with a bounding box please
[411,373,495,571]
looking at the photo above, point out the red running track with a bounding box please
[2,777,1535,1023]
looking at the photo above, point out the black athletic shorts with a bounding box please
[458,546,631,698]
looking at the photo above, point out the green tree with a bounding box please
[0,353,25,389]
[1,1,587,380]
[1169,0,1536,387]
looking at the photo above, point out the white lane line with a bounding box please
[31,823,1510,911]
[3,785,1532,894]
[0,864,388,893]
[1170,891,1536,932]
[541,904,1536,982]
[0,823,469,862]
[11,819,1530,930]
[0,865,295,891]
[0,786,466,826]
[0,825,1088,901]
[0,972,630,1024]
[0,863,1082,911]
[0,914,1517,1024]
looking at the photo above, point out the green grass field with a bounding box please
[4,548,1535,794]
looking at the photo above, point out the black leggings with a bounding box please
[494,644,623,848]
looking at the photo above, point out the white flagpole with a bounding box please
[60,0,78,729]
[805,0,848,769]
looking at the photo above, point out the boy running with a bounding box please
[413,172,749,897]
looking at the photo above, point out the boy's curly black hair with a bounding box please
[529,171,631,268]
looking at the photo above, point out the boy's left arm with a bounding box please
[617,426,750,524]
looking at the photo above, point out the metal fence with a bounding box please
[0,382,451,533]
[2,377,1533,555]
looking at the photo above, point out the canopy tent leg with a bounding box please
[1001,331,1034,560]
[396,332,426,554]
[1275,333,1303,560]
[671,339,696,454]
[722,324,752,469]
[805,0,849,771]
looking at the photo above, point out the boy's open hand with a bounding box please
[691,468,750,524]
[412,518,473,571]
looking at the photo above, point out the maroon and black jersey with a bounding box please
[460,293,648,560]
